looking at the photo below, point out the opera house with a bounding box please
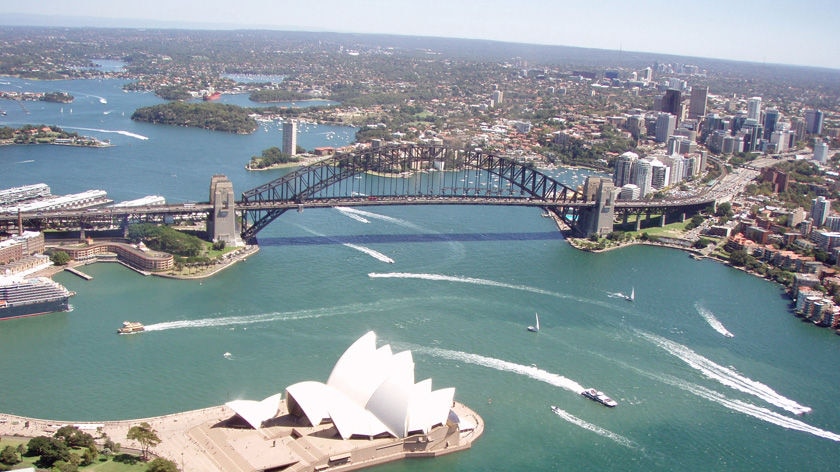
[215,331,483,472]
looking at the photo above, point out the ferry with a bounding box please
[117,321,145,334]
[581,388,617,407]
[203,91,222,101]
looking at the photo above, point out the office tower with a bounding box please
[747,97,762,121]
[741,122,763,152]
[650,158,670,189]
[282,120,297,156]
[492,90,504,105]
[814,140,829,164]
[688,86,708,119]
[763,108,780,139]
[613,151,638,187]
[811,196,830,227]
[805,109,824,135]
[639,67,652,82]
[661,89,681,117]
[655,113,676,143]
[634,159,653,197]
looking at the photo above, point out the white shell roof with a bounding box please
[286,331,455,439]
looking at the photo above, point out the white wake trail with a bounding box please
[550,406,637,448]
[62,126,149,140]
[413,345,585,394]
[335,207,369,223]
[369,272,561,297]
[335,207,424,230]
[638,330,811,415]
[695,302,734,337]
[654,372,840,442]
[343,243,394,263]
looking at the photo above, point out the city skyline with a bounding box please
[5,0,840,70]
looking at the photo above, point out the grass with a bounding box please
[0,437,147,471]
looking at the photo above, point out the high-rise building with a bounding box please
[805,109,824,135]
[282,120,297,156]
[790,117,806,142]
[811,196,831,227]
[492,90,504,106]
[747,97,762,121]
[650,158,670,189]
[763,108,780,139]
[655,113,676,143]
[613,151,638,187]
[688,86,708,119]
[814,140,829,164]
[634,159,653,197]
[662,89,682,118]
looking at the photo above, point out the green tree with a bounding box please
[26,436,69,468]
[729,249,749,267]
[54,425,94,449]
[81,445,98,466]
[0,444,21,465]
[127,422,161,461]
[715,202,732,217]
[50,250,71,266]
[146,457,180,472]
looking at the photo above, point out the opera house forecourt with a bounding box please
[0,332,483,472]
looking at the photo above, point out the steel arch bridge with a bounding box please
[238,144,585,241]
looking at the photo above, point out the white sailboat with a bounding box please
[527,313,540,332]
[625,287,635,302]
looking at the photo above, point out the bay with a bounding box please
[1,78,839,472]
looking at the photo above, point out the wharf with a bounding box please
[64,267,93,280]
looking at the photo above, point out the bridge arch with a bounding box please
[239,144,585,241]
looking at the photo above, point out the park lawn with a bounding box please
[0,437,147,471]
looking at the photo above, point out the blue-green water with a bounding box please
[2,78,840,471]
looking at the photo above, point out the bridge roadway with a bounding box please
[0,192,717,232]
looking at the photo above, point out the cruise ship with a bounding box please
[0,278,74,320]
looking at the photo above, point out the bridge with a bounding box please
[1,144,717,242]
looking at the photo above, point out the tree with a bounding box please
[729,249,749,267]
[127,422,161,461]
[54,425,94,448]
[50,250,71,266]
[715,201,732,217]
[146,457,180,472]
[0,444,20,466]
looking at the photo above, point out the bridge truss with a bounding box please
[239,144,585,240]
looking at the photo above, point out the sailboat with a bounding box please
[624,287,635,302]
[527,313,540,332]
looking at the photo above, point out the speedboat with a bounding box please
[581,388,617,407]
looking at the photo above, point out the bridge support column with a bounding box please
[635,213,641,231]
[208,175,244,247]
[577,177,618,237]
[660,213,667,227]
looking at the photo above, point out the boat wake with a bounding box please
[62,126,149,140]
[343,243,394,263]
[369,272,562,298]
[292,224,394,263]
[17,160,35,164]
[550,406,637,448]
[651,371,840,442]
[142,302,395,332]
[334,207,424,230]
[695,302,734,337]
[637,330,811,415]
[412,345,584,394]
[335,207,369,223]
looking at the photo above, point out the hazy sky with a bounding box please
[7,0,840,69]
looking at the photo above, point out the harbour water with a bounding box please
[2,76,840,471]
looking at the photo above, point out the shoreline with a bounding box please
[0,399,484,472]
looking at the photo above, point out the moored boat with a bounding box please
[581,387,617,407]
[203,91,222,101]
[117,321,145,334]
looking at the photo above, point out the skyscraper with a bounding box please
[811,196,830,227]
[805,109,824,135]
[634,159,653,197]
[688,86,708,119]
[662,89,682,118]
[747,97,762,121]
[613,151,638,187]
[282,120,297,156]
[655,113,676,143]
[814,140,829,164]
[763,108,780,139]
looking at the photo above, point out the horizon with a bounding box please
[4,0,840,71]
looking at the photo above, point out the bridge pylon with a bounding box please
[577,176,618,237]
[208,175,243,247]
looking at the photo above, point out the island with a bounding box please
[0,125,109,146]
[130,102,258,134]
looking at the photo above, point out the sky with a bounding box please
[6,0,840,69]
